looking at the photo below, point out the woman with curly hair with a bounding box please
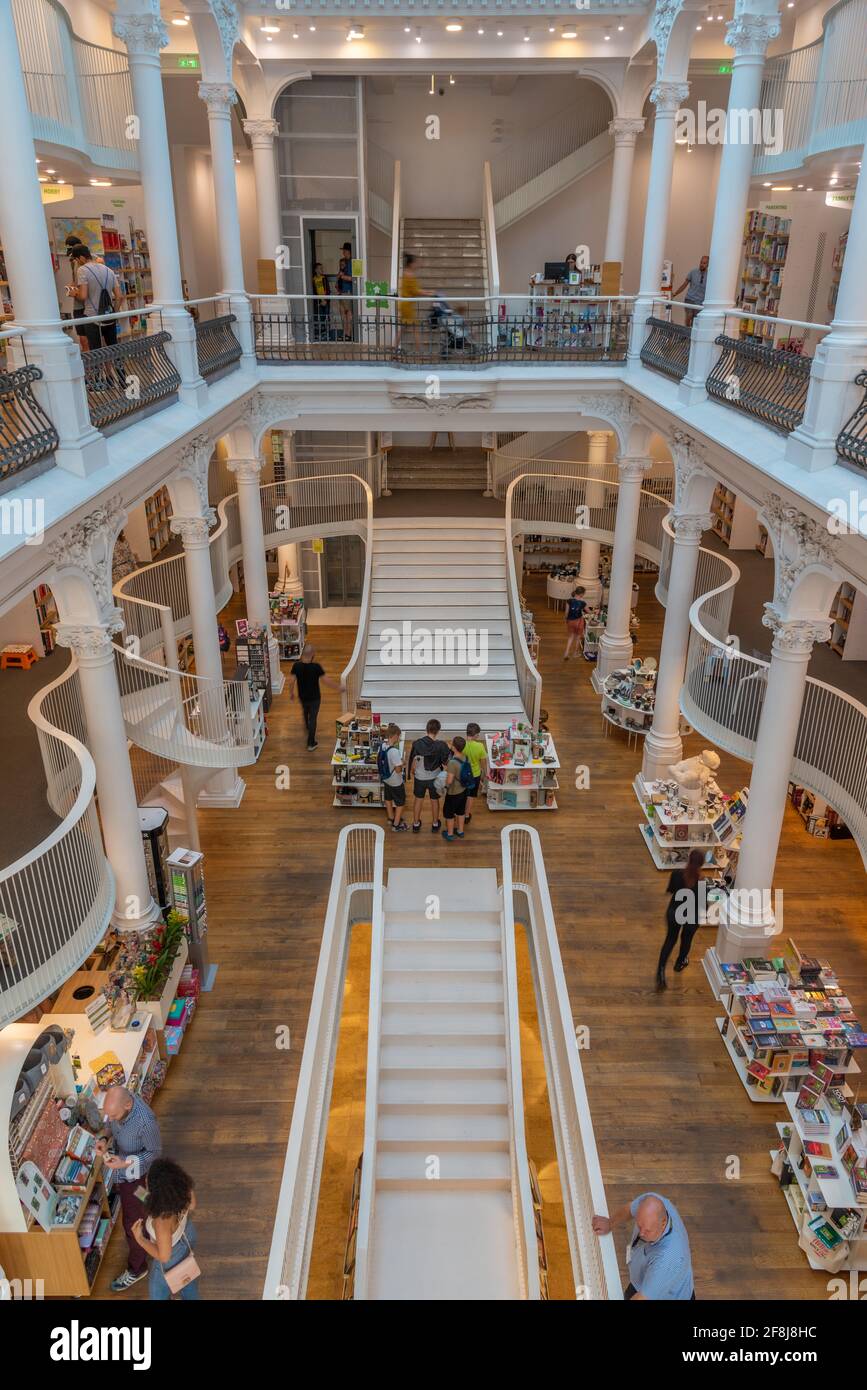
[132,1157,200,1300]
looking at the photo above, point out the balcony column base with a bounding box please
[197,767,246,808]
[161,306,209,410]
[786,335,867,473]
[641,728,684,782]
[9,328,107,477]
[627,296,654,364]
[228,295,257,368]
[678,309,726,404]
[597,632,634,678]
[714,891,780,963]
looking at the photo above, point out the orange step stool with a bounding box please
[1,644,38,671]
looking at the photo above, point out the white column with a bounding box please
[787,165,867,471]
[597,458,651,676]
[578,431,611,603]
[680,8,782,401]
[54,623,160,931]
[198,81,255,361]
[113,5,206,408]
[0,0,106,476]
[716,611,831,959]
[171,514,246,808]
[242,118,283,292]
[642,511,712,779]
[277,543,303,597]
[604,118,645,268]
[628,80,689,359]
[228,457,285,694]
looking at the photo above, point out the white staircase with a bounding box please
[366,867,527,1300]
[399,218,489,302]
[361,516,526,735]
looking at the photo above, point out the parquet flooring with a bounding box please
[92,567,867,1301]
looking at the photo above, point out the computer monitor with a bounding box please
[544,261,568,282]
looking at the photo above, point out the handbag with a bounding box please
[164,1231,201,1294]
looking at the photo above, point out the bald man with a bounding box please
[96,1085,162,1293]
[592,1192,695,1300]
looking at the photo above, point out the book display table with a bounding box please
[633,773,747,872]
[332,707,401,809]
[772,1093,867,1272]
[485,726,559,811]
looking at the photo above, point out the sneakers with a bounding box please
[674,957,689,973]
[441,830,454,842]
[111,1269,147,1293]
[306,741,319,751]
[391,822,408,832]
[412,821,421,833]
[431,820,441,832]
[455,830,465,838]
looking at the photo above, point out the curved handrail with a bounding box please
[501,825,622,1300]
[0,658,114,1026]
[683,549,867,869]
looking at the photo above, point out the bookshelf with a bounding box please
[772,1094,867,1272]
[269,593,305,660]
[788,782,849,840]
[756,523,770,557]
[332,715,401,809]
[710,484,761,550]
[737,209,791,342]
[100,217,153,333]
[485,730,559,812]
[271,430,286,483]
[234,623,272,711]
[828,230,848,317]
[32,583,58,656]
[829,581,867,660]
[145,486,173,558]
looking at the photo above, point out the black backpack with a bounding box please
[87,265,114,320]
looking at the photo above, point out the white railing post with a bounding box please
[389,160,401,295]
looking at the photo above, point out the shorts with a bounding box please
[465,776,481,798]
[384,782,406,806]
[443,790,468,819]
[413,778,440,800]
[566,618,585,635]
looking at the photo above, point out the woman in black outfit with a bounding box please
[656,849,705,991]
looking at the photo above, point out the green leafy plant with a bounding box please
[129,911,185,1001]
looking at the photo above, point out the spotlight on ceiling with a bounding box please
[347,23,364,40]
[260,22,279,34]
[523,26,531,42]
[445,20,463,32]
[449,74,455,85]
[415,27,422,43]
[562,24,578,39]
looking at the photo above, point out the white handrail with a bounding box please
[263,824,384,1299]
[683,551,867,869]
[501,826,622,1300]
[1,658,114,1026]
[353,830,387,1300]
[389,159,401,295]
[482,160,500,300]
[504,476,544,726]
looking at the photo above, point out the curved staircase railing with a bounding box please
[682,549,867,869]
[0,659,114,1027]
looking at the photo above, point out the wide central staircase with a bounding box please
[399,217,488,304]
[360,515,526,734]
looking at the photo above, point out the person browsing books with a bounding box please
[409,718,449,833]
[656,848,705,991]
[96,1086,162,1293]
[592,1192,695,1300]
[380,722,407,832]
[441,735,472,842]
[132,1157,200,1301]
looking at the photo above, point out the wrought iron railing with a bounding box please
[81,329,181,431]
[252,294,632,365]
[706,332,813,433]
[195,314,242,379]
[836,370,867,474]
[640,316,692,381]
[0,361,59,481]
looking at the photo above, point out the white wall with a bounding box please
[171,146,258,298]
[43,185,147,315]
[0,591,43,651]
[498,157,612,293]
[773,192,852,328]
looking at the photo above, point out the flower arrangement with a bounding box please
[104,912,186,1005]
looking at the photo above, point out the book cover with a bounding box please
[804,1140,832,1158]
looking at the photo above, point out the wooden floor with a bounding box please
[92,569,867,1301]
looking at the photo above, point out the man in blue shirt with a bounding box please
[96,1086,162,1292]
[592,1192,695,1299]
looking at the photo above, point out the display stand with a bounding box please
[332,714,399,808]
[600,662,660,745]
[485,726,559,812]
[711,942,865,1104]
[235,621,272,711]
[139,806,170,914]
[520,597,540,664]
[269,593,306,661]
[167,848,217,992]
[633,772,747,872]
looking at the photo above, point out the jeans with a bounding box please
[148,1220,200,1301]
[657,914,700,975]
[301,698,321,746]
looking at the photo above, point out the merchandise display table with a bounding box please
[485,730,559,811]
[332,733,404,809]
[633,773,747,872]
[546,575,575,609]
[772,1094,867,1272]
[600,664,657,745]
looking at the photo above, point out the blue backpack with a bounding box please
[459,757,475,789]
[377,744,392,782]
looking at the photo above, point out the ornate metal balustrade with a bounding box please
[706,333,813,433]
[0,363,59,481]
[640,316,692,381]
[836,370,867,474]
[81,330,180,432]
[195,314,242,379]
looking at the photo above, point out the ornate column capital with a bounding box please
[650,81,690,115]
[586,429,613,447]
[650,0,685,72]
[208,0,241,74]
[670,511,713,542]
[174,432,214,516]
[609,117,646,146]
[198,82,238,116]
[242,118,280,147]
[726,12,782,59]
[227,457,266,482]
[113,10,168,58]
[617,456,653,483]
[48,495,127,626]
[171,513,215,547]
[763,606,832,656]
[760,493,838,611]
[55,617,123,660]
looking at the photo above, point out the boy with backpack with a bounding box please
[378,723,407,832]
[441,735,475,842]
[409,718,450,833]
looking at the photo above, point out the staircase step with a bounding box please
[377,1111,510,1143]
[375,1148,511,1185]
[373,563,505,578]
[382,971,503,1004]
[375,540,503,555]
[369,606,510,621]
[383,941,502,972]
[378,1074,508,1106]
[380,1040,507,1071]
[384,911,502,943]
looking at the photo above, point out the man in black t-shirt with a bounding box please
[290,643,342,749]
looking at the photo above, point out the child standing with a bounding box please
[463,722,488,826]
[379,723,407,832]
[442,735,471,842]
[563,586,588,660]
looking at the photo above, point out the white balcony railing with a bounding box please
[13,0,139,171]
[0,660,114,1027]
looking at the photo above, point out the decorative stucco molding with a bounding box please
[49,496,127,623]
[726,12,782,59]
[760,493,838,608]
[112,8,168,57]
[762,607,833,655]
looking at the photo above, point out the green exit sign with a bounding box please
[177,55,199,69]
[718,63,733,74]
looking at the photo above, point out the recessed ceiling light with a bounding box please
[478,26,485,34]
[445,21,463,33]
[523,27,531,42]
[260,22,279,33]
[771,185,793,191]
[89,178,112,186]
[292,26,300,38]
[449,74,455,85]
[415,27,422,43]
[496,29,503,38]
[347,23,364,40]
[35,158,40,164]
[807,187,813,191]
[235,156,241,164]
[309,24,316,32]
[404,25,411,33]
[548,24,555,33]
[56,179,65,184]
[787,2,794,7]
[265,36,272,42]
[171,15,189,26]
[562,25,578,38]
[763,182,772,187]
[604,30,612,40]
[45,168,55,174]
[798,184,804,188]
[696,24,703,31]
[38,176,47,182]
[830,177,838,185]
[618,24,625,31]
